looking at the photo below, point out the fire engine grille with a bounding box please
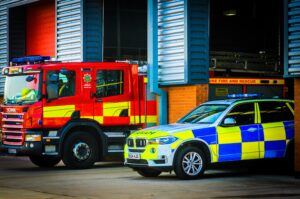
[127,138,147,148]
[2,113,24,146]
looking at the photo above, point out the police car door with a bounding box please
[257,101,294,159]
[217,102,260,162]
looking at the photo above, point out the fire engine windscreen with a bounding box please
[4,74,40,105]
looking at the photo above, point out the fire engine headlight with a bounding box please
[148,136,178,145]
[25,134,41,142]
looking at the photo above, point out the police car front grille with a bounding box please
[128,149,145,153]
[127,159,148,164]
[136,139,147,147]
[127,138,147,148]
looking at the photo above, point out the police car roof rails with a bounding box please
[227,93,261,99]
[10,56,51,66]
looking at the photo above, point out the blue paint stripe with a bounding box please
[218,154,241,162]
[240,125,259,142]
[284,121,294,140]
[192,127,217,144]
[264,150,285,158]
[265,140,286,151]
[258,124,264,141]
[219,143,241,156]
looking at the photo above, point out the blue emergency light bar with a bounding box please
[227,93,261,99]
[11,56,50,64]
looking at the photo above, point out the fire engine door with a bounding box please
[43,68,78,128]
[93,68,131,126]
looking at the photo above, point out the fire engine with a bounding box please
[0,56,157,169]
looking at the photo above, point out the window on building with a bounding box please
[223,103,255,126]
[259,102,294,123]
[96,70,124,98]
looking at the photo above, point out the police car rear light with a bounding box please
[11,56,50,64]
[227,94,260,99]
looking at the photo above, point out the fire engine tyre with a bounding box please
[62,131,99,169]
[29,155,61,168]
[174,147,207,180]
[136,169,162,177]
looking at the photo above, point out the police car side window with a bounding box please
[259,102,294,123]
[224,103,254,126]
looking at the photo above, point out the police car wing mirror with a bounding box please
[222,117,236,126]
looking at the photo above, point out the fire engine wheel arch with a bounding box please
[59,120,106,165]
[59,120,106,169]
[62,131,99,169]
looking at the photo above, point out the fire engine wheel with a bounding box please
[174,147,207,180]
[62,131,99,169]
[136,168,162,177]
[29,155,61,168]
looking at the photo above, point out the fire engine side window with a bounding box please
[46,70,76,97]
[96,70,124,98]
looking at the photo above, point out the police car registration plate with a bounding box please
[128,153,140,159]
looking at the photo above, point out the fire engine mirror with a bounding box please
[26,75,35,82]
[60,69,70,76]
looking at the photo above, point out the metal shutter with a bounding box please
[56,0,82,62]
[285,0,300,76]
[157,0,209,85]
[158,0,185,85]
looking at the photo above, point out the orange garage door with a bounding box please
[26,0,55,57]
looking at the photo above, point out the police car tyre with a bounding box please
[29,155,61,168]
[62,131,99,169]
[136,169,162,177]
[174,147,207,180]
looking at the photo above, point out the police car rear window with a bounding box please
[258,101,294,123]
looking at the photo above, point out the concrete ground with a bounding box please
[0,156,299,199]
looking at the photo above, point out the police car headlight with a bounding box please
[148,136,178,145]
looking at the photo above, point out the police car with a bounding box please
[124,94,294,179]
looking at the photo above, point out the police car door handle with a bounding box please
[246,127,257,132]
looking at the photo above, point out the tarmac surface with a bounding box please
[0,156,300,199]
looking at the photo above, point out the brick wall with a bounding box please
[167,84,208,123]
[295,78,300,175]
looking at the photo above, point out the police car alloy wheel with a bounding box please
[174,147,207,180]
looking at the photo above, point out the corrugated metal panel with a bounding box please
[157,0,209,85]
[188,0,209,84]
[158,0,185,85]
[56,0,82,62]
[0,0,27,95]
[286,0,300,76]
[83,0,103,62]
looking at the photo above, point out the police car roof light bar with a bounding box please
[227,93,261,99]
[11,56,51,64]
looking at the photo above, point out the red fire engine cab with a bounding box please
[0,56,157,169]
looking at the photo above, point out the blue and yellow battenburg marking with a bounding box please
[187,121,294,163]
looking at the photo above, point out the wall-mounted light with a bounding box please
[223,10,237,17]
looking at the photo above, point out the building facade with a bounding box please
[0,0,299,175]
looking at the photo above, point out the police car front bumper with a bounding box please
[124,144,175,171]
